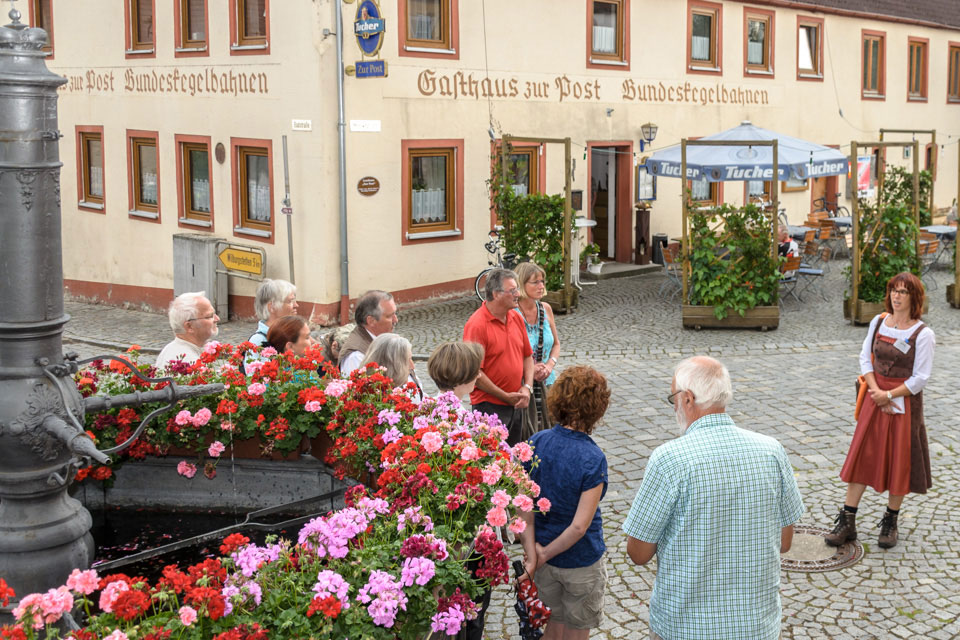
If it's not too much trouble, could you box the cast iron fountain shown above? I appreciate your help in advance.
[0,4,222,621]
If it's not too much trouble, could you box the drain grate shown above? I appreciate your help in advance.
[780,525,864,573]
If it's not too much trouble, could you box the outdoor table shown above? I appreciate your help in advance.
[832,216,852,230]
[920,225,957,241]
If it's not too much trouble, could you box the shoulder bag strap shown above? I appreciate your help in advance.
[534,301,545,362]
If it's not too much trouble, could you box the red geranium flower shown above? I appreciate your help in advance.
[219,533,251,555]
[0,578,15,607]
[113,589,151,620]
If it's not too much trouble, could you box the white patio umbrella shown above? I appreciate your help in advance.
[645,120,848,182]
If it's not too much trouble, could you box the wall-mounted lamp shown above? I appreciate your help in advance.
[639,122,658,152]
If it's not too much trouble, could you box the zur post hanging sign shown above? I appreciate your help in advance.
[353,0,387,78]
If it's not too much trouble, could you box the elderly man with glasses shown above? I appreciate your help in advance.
[623,356,805,640]
[155,291,220,371]
[463,267,534,447]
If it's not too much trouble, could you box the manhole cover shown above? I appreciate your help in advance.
[780,525,864,573]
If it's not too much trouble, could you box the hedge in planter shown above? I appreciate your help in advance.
[687,202,781,320]
[846,193,921,306]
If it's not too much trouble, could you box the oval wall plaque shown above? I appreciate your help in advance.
[357,176,380,196]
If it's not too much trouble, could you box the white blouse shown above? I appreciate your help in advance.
[859,314,935,395]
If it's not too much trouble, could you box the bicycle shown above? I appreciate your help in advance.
[475,228,517,301]
[812,192,850,218]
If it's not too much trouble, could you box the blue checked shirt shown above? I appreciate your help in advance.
[622,413,804,640]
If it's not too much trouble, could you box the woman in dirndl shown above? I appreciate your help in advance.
[826,272,934,549]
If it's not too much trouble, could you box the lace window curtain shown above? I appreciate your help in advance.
[747,180,766,199]
[246,154,271,223]
[244,0,266,39]
[139,145,158,206]
[409,0,440,41]
[798,25,816,71]
[691,13,712,62]
[507,154,531,196]
[592,2,617,54]
[137,0,154,43]
[411,155,448,224]
[189,150,211,213]
[88,139,103,198]
[747,20,765,65]
[187,0,205,41]
[691,178,711,201]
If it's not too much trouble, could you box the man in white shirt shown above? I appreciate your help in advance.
[337,290,398,376]
[155,292,220,371]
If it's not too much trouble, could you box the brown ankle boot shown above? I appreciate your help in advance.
[825,509,857,546]
[878,511,899,549]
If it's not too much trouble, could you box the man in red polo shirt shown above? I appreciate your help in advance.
[464,268,535,445]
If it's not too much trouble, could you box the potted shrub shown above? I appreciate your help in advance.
[581,242,603,274]
[682,202,781,330]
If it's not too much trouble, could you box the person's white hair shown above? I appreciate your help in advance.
[362,333,412,388]
[168,291,206,335]
[673,356,733,409]
[254,279,296,322]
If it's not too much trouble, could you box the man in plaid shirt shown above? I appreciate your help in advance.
[623,356,805,640]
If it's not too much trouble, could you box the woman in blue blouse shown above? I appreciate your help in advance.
[514,262,561,431]
[519,365,610,640]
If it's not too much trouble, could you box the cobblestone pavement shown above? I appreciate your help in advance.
[63,266,960,639]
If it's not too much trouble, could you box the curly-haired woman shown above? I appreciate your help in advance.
[519,365,610,640]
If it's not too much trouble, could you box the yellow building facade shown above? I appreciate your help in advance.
[39,0,960,321]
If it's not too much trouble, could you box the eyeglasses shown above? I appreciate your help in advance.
[501,288,520,296]
[890,288,910,296]
[666,390,684,405]
[529,279,546,286]
[187,313,217,322]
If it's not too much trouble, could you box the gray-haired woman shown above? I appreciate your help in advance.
[249,278,298,347]
[362,333,424,403]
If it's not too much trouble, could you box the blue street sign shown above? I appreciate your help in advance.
[355,60,388,78]
[354,1,385,57]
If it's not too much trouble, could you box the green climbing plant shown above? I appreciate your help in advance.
[687,201,781,319]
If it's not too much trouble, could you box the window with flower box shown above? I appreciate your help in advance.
[176,136,213,228]
[687,0,722,74]
[401,139,464,244]
[127,132,160,222]
[796,16,823,80]
[176,0,208,56]
[29,0,53,55]
[589,0,629,68]
[232,140,273,239]
[907,37,928,101]
[231,0,269,54]
[861,30,885,100]
[743,8,774,77]
[125,0,155,56]
[949,43,960,103]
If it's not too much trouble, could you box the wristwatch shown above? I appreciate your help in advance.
[886,391,893,402]
[523,383,533,394]
[548,357,558,365]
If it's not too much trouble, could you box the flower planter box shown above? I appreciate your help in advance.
[681,305,779,330]
[542,289,579,314]
[948,283,960,309]
[844,297,929,325]
[165,436,305,461]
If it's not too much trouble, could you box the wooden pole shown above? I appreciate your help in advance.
[913,140,920,272]
[772,140,779,264]
[681,139,689,303]
[563,138,573,310]
[851,141,860,307]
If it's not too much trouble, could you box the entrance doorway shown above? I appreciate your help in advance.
[589,143,633,262]
[810,174,839,213]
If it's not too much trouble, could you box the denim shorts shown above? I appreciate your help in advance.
[534,558,607,629]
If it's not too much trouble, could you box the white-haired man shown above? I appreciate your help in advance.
[338,290,398,376]
[249,278,298,347]
[156,292,220,370]
[622,356,804,640]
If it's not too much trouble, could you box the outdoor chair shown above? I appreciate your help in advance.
[920,238,940,290]
[797,262,826,301]
[818,220,847,258]
[659,244,683,300]
[779,256,803,306]
[802,236,831,273]
[798,229,817,253]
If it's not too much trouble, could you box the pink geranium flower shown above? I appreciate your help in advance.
[512,442,533,462]
[247,382,266,396]
[179,605,198,626]
[208,440,226,457]
[508,517,527,534]
[174,410,193,426]
[490,490,511,509]
[512,494,534,512]
[421,431,443,454]
[192,407,212,427]
[99,580,129,613]
[104,630,130,640]
[481,465,501,485]
[66,568,99,595]
[486,506,508,527]
[536,497,552,513]
[177,461,197,478]
[304,400,322,412]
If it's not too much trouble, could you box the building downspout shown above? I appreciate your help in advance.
[335,0,350,325]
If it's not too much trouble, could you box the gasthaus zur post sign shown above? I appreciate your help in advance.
[354,0,387,78]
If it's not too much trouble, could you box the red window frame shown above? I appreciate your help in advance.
[742,7,774,78]
[398,0,460,60]
[126,129,161,224]
[28,0,54,58]
[229,0,271,55]
[861,29,886,100]
[124,0,157,59]
[174,0,209,58]
[949,42,960,104]
[175,134,215,230]
[76,125,106,214]
[687,0,723,75]
[796,16,823,81]
[400,138,465,246]
[231,137,274,243]
[586,0,630,71]
[906,37,928,102]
